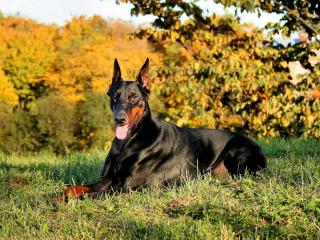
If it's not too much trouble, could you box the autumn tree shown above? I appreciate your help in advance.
[0,15,163,153]
[0,67,18,110]
[117,0,320,138]
[0,17,57,108]
[213,0,320,73]
[44,16,162,149]
[212,0,320,40]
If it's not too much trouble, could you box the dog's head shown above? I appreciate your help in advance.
[107,58,150,140]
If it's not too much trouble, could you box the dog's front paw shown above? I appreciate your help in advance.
[63,186,91,198]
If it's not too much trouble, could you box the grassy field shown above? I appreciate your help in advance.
[0,139,319,239]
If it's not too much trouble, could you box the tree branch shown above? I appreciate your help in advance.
[273,0,320,40]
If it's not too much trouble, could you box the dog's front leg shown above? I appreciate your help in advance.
[62,155,113,199]
[63,177,113,198]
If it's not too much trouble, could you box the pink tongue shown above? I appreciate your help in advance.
[116,125,129,140]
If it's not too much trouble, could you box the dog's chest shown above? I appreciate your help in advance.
[112,146,193,190]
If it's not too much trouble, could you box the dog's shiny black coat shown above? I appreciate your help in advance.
[68,59,267,197]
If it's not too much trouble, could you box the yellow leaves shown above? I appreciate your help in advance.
[0,17,57,100]
[224,114,245,127]
[0,68,19,109]
[306,115,315,128]
[191,40,203,54]
[236,30,245,38]
[281,116,291,128]
[170,31,179,42]
[306,85,320,100]
[104,141,112,151]
[0,12,319,151]
[25,16,163,105]
[252,117,263,127]
[254,60,264,69]
[156,25,319,138]
[193,62,201,73]
[280,61,288,68]
[180,48,193,63]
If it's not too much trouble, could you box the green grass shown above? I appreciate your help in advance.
[0,139,319,239]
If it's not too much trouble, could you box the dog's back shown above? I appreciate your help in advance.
[136,117,266,181]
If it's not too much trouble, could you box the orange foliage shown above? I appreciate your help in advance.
[0,17,57,104]
[45,16,161,104]
[0,15,162,106]
[0,67,18,109]
[0,15,163,153]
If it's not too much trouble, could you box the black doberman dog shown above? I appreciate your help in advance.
[64,59,267,198]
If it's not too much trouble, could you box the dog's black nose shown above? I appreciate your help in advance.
[114,111,126,124]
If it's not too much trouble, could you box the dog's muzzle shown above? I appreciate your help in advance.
[114,110,127,125]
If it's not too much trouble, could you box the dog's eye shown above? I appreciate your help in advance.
[129,94,139,101]
[128,92,137,99]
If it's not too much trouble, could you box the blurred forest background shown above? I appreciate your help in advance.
[0,0,319,154]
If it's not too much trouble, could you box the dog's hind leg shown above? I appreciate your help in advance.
[211,160,229,177]
[222,135,267,176]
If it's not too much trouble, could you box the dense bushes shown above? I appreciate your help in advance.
[74,92,114,150]
[0,93,113,153]
[125,4,320,139]
[153,21,320,138]
[0,12,319,154]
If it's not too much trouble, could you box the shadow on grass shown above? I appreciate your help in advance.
[120,219,213,240]
[119,216,315,240]
[1,138,319,187]
[0,153,105,184]
[163,201,319,239]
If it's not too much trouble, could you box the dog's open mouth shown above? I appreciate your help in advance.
[115,111,140,140]
[116,124,130,140]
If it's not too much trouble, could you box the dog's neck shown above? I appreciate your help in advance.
[127,102,160,142]
[133,102,152,132]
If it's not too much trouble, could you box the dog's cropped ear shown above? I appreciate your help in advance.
[137,58,150,94]
[112,58,122,84]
